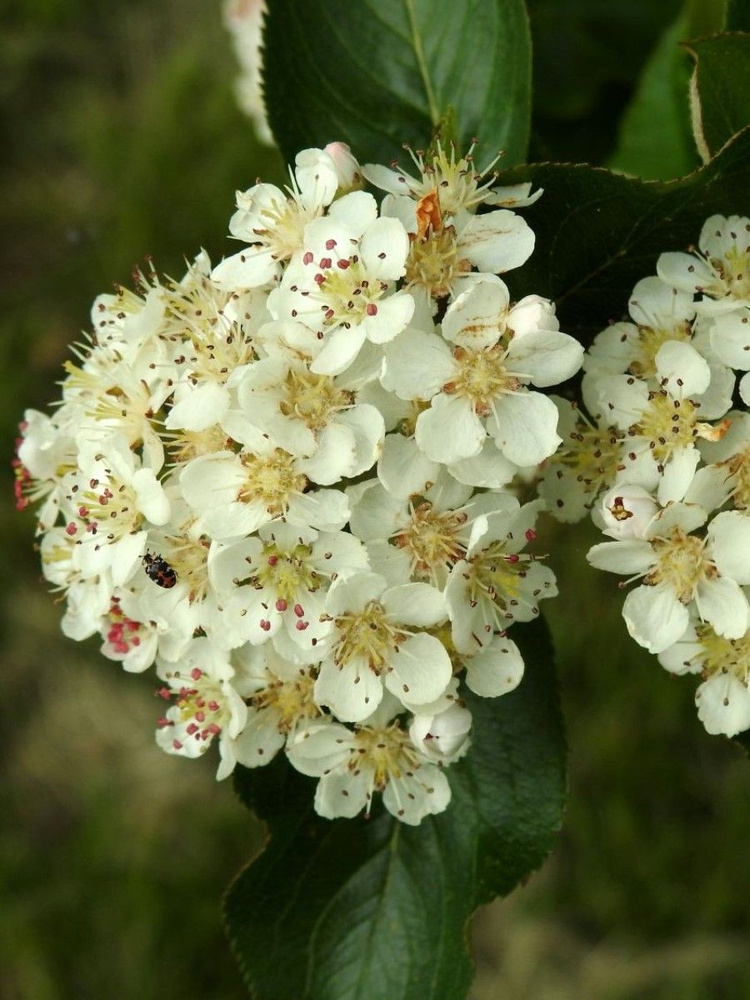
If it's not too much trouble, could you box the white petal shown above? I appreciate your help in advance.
[382,328,454,400]
[489,391,561,466]
[180,452,243,511]
[310,324,367,376]
[508,329,584,387]
[441,279,509,349]
[709,310,750,370]
[314,657,383,722]
[297,422,356,485]
[326,571,386,615]
[708,510,750,584]
[628,275,695,328]
[382,583,446,626]
[655,341,710,398]
[386,633,452,706]
[287,722,353,776]
[211,247,278,290]
[360,217,410,280]
[336,405,385,478]
[314,772,369,819]
[378,434,441,498]
[132,468,170,525]
[448,440,517,488]
[695,576,750,638]
[696,673,750,737]
[415,394,485,464]
[622,583,690,653]
[465,637,524,697]
[459,210,535,273]
[327,190,378,236]
[656,446,701,505]
[286,488,350,532]
[382,766,451,824]
[363,292,415,344]
[349,482,403,541]
[166,382,230,432]
[656,251,715,293]
[232,710,286,767]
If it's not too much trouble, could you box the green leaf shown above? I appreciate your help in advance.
[262,0,531,169]
[725,0,750,31]
[500,126,750,345]
[609,16,698,180]
[687,32,750,160]
[527,0,683,164]
[224,617,565,1000]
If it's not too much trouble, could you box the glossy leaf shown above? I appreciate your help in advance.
[261,0,531,168]
[224,617,565,1000]
[725,0,750,31]
[501,126,750,344]
[609,16,698,180]
[688,32,750,160]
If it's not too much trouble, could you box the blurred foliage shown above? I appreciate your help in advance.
[3,1,750,998]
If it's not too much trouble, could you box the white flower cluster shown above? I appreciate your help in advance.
[540,215,750,738]
[17,141,582,824]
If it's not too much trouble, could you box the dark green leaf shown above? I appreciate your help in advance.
[527,0,682,163]
[262,0,531,169]
[725,0,750,31]
[501,126,750,345]
[609,16,698,180]
[224,617,565,1000]
[687,32,750,160]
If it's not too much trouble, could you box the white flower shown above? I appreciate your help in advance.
[537,397,625,523]
[657,214,750,307]
[698,410,750,509]
[63,433,170,586]
[99,596,159,673]
[323,141,364,193]
[445,498,557,653]
[588,503,750,653]
[155,638,248,779]
[586,341,728,505]
[206,521,368,657]
[363,141,535,225]
[179,440,349,540]
[212,147,341,290]
[314,572,452,722]
[287,699,452,825]
[230,646,323,767]
[383,280,582,466]
[659,622,750,737]
[14,409,78,529]
[267,192,414,375]
[233,356,384,483]
[584,277,696,381]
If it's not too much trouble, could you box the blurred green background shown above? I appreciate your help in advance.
[2,1,750,998]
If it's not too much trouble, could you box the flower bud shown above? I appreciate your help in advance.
[600,484,658,539]
[324,141,364,193]
[507,294,559,337]
[409,702,472,764]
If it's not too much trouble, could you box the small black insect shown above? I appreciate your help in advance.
[143,552,177,589]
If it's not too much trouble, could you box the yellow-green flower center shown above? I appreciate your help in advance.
[443,345,519,417]
[278,369,353,430]
[647,529,714,602]
[333,600,401,671]
[238,449,307,514]
[634,392,697,464]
